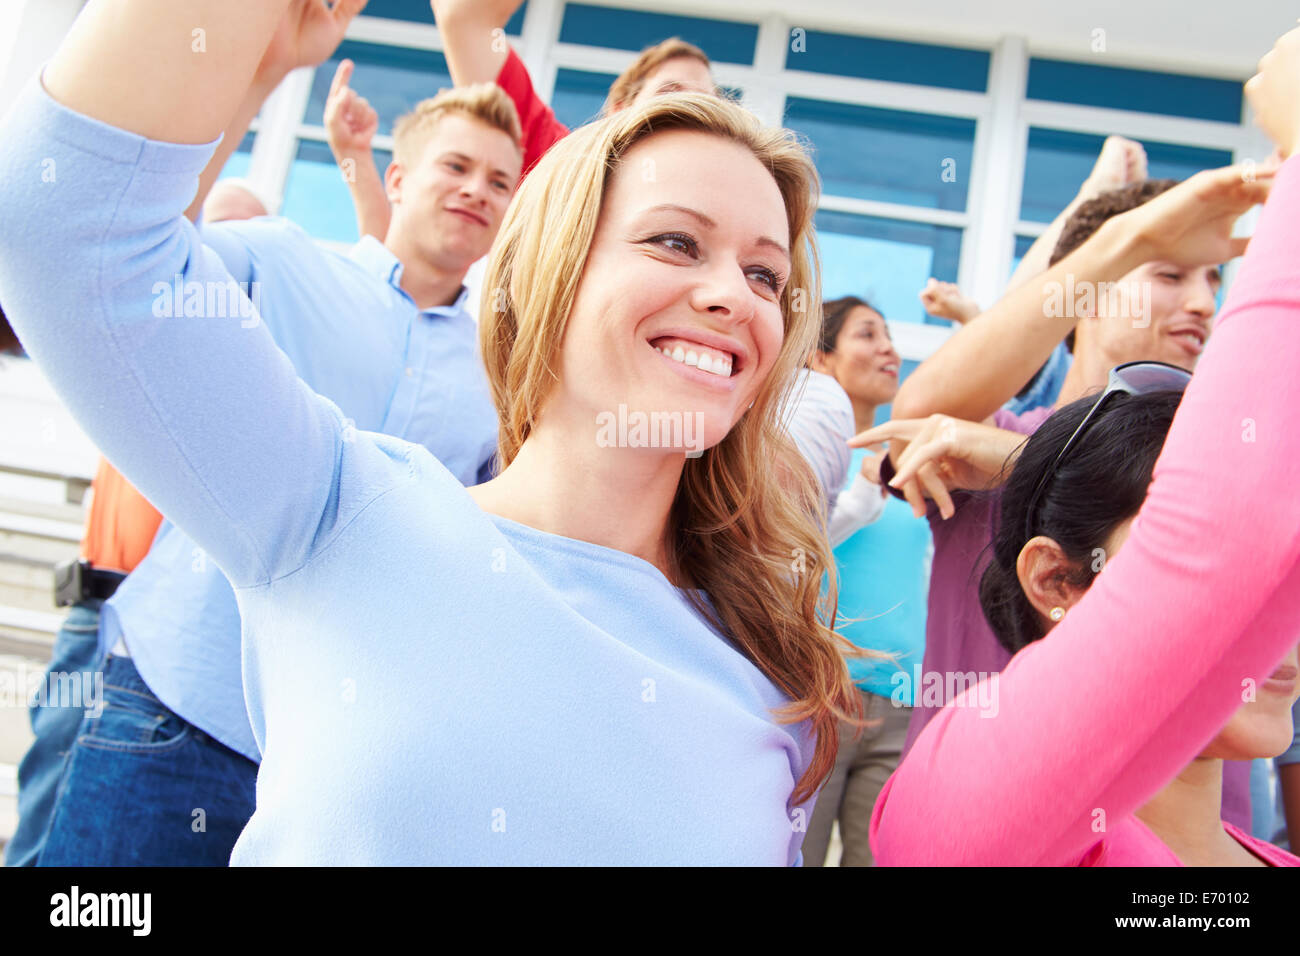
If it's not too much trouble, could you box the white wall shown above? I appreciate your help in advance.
[0,0,85,121]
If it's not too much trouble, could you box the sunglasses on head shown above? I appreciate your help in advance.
[1021,360,1192,543]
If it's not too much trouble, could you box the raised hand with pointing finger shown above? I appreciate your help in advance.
[325,59,380,158]
[849,415,1028,520]
[323,57,391,239]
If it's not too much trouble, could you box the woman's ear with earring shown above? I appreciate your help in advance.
[1049,606,1066,622]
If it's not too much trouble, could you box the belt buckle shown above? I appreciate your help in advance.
[53,559,90,607]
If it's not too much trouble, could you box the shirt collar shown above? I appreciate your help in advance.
[349,236,470,317]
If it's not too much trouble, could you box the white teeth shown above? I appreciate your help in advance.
[655,341,734,377]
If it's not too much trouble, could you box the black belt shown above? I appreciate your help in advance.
[53,559,125,607]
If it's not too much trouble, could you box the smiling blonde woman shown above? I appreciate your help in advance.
[0,0,861,865]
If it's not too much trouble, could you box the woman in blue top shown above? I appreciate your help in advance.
[0,0,858,864]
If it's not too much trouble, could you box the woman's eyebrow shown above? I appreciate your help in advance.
[641,203,789,259]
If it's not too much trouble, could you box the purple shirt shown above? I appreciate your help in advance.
[884,403,1253,832]
[890,407,1051,757]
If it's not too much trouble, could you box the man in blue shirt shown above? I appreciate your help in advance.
[19,3,523,866]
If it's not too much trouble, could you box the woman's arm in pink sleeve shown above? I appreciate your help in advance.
[871,158,1300,867]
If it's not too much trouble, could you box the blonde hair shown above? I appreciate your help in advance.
[479,92,864,805]
[605,37,712,113]
[391,83,523,166]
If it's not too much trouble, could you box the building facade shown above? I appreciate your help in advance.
[1,0,1284,374]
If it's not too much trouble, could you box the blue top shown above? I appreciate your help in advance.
[102,218,497,762]
[0,81,813,865]
[1005,340,1072,416]
[1278,698,1300,768]
[832,448,932,703]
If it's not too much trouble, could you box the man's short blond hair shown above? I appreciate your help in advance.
[391,83,522,166]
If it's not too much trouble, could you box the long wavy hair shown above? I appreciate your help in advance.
[478,92,861,804]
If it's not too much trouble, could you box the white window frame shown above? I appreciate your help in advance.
[233,1,1263,364]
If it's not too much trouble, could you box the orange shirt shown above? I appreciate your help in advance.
[81,458,162,573]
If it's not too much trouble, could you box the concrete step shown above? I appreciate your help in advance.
[0,494,85,526]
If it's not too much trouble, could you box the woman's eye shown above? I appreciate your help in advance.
[1159,272,1181,282]
[651,233,698,256]
[748,267,782,294]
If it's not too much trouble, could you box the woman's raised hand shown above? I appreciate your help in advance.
[1118,161,1274,270]
[259,0,369,85]
[1247,25,1300,158]
[919,279,980,324]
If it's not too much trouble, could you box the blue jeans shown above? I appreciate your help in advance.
[35,655,257,866]
[7,600,105,867]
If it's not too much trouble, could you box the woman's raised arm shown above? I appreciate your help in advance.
[871,155,1300,866]
[0,1,383,588]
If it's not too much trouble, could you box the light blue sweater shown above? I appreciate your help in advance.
[0,81,814,864]
[104,223,497,763]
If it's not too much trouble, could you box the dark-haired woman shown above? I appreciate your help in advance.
[876,375,1298,864]
[860,28,1300,866]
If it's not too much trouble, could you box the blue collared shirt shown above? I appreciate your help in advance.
[102,217,498,760]
[1005,341,1072,416]
[0,82,812,863]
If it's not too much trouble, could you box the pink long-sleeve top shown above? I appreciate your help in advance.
[869,156,1300,867]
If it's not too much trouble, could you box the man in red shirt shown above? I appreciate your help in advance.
[433,0,714,173]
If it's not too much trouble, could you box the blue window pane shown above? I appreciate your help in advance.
[559,3,756,65]
[307,41,450,135]
[785,30,988,93]
[785,98,975,211]
[282,140,393,243]
[1020,128,1233,224]
[552,68,616,130]
[1027,58,1242,124]
[218,131,256,180]
[371,0,526,32]
[363,0,434,24]
[505,4,527,36]
[816,210,961,327]
[1010,233,1036,279]
[220,153,251,180]
[874,359,920,427]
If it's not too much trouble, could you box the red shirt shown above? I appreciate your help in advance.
[496,48,571,176]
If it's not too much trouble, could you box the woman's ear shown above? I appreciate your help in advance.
[810,350,836,376]
[1015,536,1087,629]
